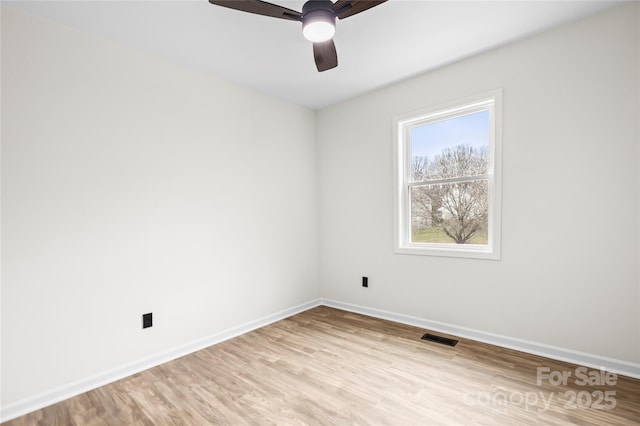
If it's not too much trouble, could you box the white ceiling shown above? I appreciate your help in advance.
[6,0,622,110]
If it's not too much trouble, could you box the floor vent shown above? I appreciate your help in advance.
[421,333,458,347]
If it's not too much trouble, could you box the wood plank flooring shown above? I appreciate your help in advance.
[4,306,640,425]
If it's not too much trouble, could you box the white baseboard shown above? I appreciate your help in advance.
[3,297,638,422]
[0,298,323,423]
[321,298,640,380]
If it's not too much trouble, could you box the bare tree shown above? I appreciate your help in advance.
[411,145,488,244]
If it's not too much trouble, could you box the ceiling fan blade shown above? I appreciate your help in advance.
[208,0,302,21]
[332,0,388,19]
[313,39,338,72]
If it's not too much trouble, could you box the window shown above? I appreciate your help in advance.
[393,90,502,259]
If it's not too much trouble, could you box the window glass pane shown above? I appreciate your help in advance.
[410,180,489,245]
[410,111,489,181]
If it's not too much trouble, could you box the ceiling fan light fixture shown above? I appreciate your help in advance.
[302,7,335,43]
[208,0,389,72]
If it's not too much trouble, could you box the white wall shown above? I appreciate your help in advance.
[1,6,318,411]
[318,3,639,365]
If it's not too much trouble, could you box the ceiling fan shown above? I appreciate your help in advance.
[208,0,388,72]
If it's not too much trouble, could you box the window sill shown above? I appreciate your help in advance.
[394,244,501,260]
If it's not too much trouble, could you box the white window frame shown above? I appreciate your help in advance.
[393,89,503,260]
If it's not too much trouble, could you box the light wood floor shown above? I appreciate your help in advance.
[4,306,640,425]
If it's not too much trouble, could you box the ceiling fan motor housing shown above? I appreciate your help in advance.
[302,0,335,16]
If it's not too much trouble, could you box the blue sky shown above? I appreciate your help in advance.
[411,110,489,160]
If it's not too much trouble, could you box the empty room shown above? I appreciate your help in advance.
[1,0,639,424]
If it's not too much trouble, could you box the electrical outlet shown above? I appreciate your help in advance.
[362,276,368,288]
[142,313,153,329]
